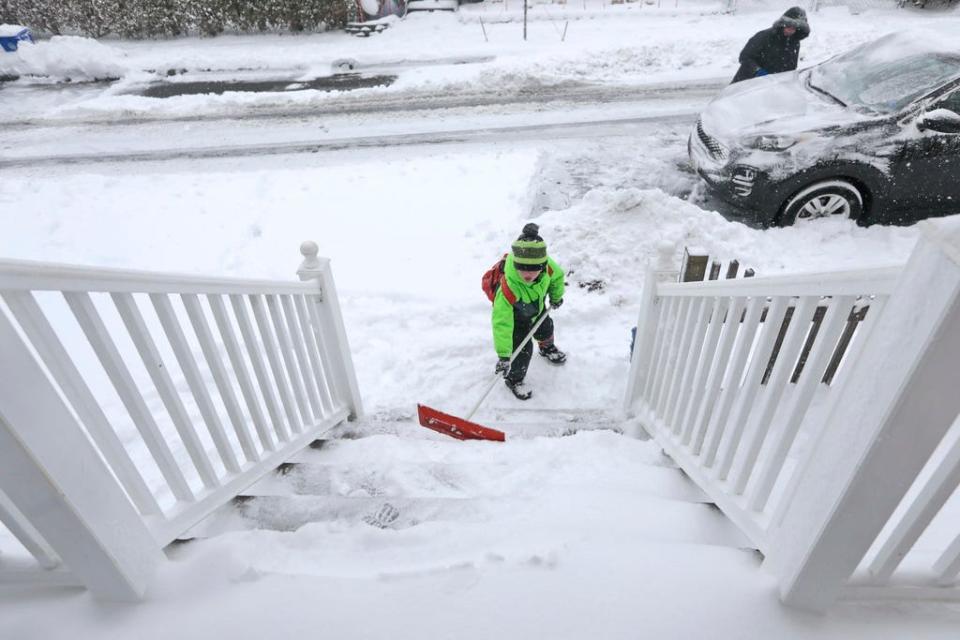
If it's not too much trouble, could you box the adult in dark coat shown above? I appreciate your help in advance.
[731,7,811,84]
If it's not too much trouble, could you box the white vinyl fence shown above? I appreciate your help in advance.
[0,242,361,600]
[624,218,960,612]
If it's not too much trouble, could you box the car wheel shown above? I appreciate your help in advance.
[779,180,864,226]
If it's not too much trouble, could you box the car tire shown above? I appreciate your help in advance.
[779,180,865,226]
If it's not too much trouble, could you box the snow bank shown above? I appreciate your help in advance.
[0,36,127,81]
[537,186,918,306]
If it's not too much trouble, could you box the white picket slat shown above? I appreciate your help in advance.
[230,295,291,442]
[731,297,818,496]
[305,295,345,408]
[249,295,303,434]
[767,296,890,531]
[1,292,160,516]
[64,292,194,502]
[208,295,276,452]
[655,298,692,417]
[112,293,220,489]
[150,294,243,473]
[690,296,745,455]
[664,297,700,425]
[281,295,324,419]
[180,294,260,465]
[716,297,790,481]
[701,297,764,468]
[642,297,675,402]
[679,297,728,445]
[266,295,313,425]
[668,298,714,433]
[293,294,335,415]
[659,297,697,419]
[747,296,855,512]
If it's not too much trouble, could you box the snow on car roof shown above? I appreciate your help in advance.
[852,30,960,66]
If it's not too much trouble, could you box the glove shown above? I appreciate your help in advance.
[495,358,510,378]
[551,298,563,309]
[755,68,769,77]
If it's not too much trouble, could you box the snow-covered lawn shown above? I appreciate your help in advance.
[2,2,960,637]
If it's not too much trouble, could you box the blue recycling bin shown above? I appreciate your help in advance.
[0,26,33,53]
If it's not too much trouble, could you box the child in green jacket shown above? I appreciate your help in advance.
[492,223,566,400]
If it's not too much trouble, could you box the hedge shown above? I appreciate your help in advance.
[0,0,352,38]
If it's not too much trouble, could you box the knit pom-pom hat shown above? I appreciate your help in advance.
[512,223,548,272]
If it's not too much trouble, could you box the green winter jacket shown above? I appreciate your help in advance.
[492,255,565,358]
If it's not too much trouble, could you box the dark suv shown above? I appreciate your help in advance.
[689,32,960,226]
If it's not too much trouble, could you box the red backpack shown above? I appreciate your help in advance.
[481,254,516,305]
[481,254,553,305]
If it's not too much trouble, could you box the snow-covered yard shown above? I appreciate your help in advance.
[2,2,960,122]
[2,1,960,637]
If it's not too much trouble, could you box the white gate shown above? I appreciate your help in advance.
[0,242,361,600]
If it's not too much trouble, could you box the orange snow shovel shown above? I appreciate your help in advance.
[418,306,554,442]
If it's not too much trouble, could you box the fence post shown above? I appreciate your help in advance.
[0,308,164,601]
[770,218,960,612]
[296,241,364,421]
[680,247,709,282]
[623,267,659,419]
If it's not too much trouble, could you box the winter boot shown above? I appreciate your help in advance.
[539,343,567,365]
[505,379,533,400]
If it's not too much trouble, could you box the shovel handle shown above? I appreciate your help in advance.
[464,306,554,421]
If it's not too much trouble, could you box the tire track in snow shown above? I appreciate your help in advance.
[0,111,698,168]
[3,78,725,129]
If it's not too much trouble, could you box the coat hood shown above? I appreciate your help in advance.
[774,6,810,39]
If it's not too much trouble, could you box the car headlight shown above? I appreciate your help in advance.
[742,134,798,151]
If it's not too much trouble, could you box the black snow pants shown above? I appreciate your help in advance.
[506,301,554,385]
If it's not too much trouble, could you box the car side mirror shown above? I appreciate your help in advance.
[917,108,960,134]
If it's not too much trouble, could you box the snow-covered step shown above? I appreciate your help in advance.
[321,410,629,441]
[182,495,482,536]
[322,421,625,440]
[180,431,749,558]
[245,460,707,503]
[183,493,749,549]
[333,422,626,440]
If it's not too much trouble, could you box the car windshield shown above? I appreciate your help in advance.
[810,45,960,114]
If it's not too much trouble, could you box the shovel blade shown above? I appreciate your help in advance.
[417,404,506,442]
